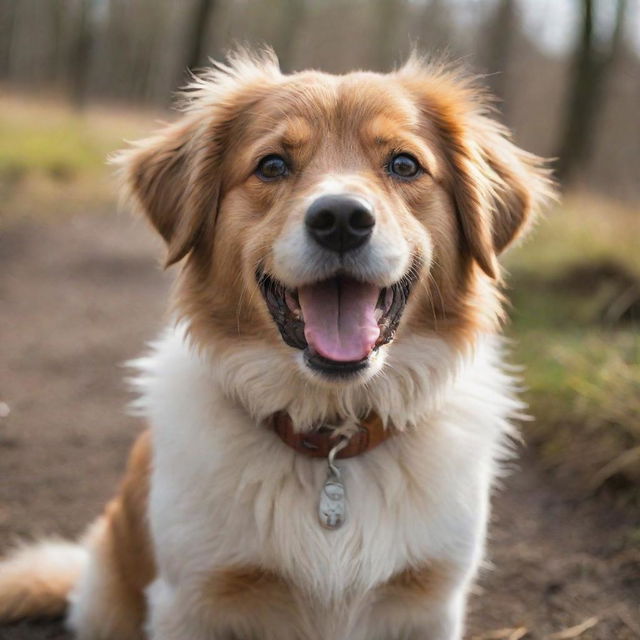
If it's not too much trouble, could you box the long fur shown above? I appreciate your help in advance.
[0,540,88,622]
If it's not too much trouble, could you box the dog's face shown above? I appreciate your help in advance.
[120,52,552,386]
[224,71,446,381]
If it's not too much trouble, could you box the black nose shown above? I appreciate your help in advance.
[305,195,375,253]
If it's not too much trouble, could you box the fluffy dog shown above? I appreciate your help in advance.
[0,50,554,639]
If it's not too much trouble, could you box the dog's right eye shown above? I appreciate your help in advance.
[256,155,289,181]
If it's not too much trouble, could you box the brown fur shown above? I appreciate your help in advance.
[187,567,303,638]
[205,565,296,625]
[0,433,153,632]
[86,430,155,638]
[378,562,458,604]
[0,542,85,621]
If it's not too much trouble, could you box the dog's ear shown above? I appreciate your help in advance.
[117,116,218,266]
[445,114,555,279]
[400,60,556,279]
[114,49,281,267]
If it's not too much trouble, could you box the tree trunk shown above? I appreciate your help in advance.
[417,0,453,55]
[555,0,628,184]
[274,0,307,73]
[182,0,216,79]
[0,0,18,80]
[48,0,66,84]
[372,0,400,72]
[483,0,516,111]
[68,0,93,109]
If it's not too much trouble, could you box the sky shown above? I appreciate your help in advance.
[512,0,638,55]
[441,0,640,56]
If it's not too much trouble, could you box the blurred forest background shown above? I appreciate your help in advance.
[0,0,640,504]
[2,0,638,494]
[1,0,639,197]
[0,0,639,500]
[1,1,639,637]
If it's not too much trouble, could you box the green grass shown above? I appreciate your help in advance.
[509,196,640,275]
[0,93,159,223]
[0,116,104,178]
[506,195,640,491]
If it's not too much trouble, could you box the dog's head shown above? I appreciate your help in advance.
[118,51,553,388]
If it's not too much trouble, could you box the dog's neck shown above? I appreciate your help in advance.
[204,334,466,431]
[268,411,395,459]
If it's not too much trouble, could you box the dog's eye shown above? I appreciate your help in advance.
[388,153,421,179]
[256,155,289,181]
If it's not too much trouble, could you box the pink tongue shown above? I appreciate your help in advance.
[298,278,381,362]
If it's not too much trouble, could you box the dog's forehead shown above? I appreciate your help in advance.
[248,71,421,139]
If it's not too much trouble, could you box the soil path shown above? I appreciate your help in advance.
[1,213,638,640]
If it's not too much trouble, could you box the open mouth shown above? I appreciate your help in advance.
[257,269,416,377]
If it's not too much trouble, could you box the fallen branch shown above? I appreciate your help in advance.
[473,628,528,640]
[589,446,640,491]
[547,617,599,639]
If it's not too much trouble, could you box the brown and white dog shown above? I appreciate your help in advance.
[0,50,554,639]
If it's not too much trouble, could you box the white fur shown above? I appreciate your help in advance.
[0,540,87,587]
[0,540,88,627]
[111,322,521,639]
[67,518,139,640]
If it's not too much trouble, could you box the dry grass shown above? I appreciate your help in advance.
[0,91,163,225]
[506,194,640,493]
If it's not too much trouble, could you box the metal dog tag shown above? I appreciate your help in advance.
[318,437,348,530]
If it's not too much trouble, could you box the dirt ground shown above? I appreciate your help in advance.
[1,212,638,640]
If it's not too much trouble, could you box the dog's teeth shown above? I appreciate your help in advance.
[285,289,301,313]
[384,288,394,312]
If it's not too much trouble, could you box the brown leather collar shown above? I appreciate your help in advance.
[269,411,394,459]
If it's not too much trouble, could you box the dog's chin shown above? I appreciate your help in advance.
[299,345,387,385]
[257,267,416,384]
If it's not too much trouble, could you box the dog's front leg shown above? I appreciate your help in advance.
[404,593,466,640]
[146,578,225,640]
[365,589,467,640]
[146,575,304,640]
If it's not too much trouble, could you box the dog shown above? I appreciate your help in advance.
[0,50,554,639]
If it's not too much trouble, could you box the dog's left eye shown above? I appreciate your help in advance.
[388,153,421,179]
[256,155,289,181]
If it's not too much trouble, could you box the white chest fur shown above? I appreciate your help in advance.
[131,326,518,616]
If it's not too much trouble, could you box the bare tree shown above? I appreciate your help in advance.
[416,0,454,55]
[274,0,308,72]
[48,0,67,83]
[181,0,217,80]
[0,0,18,80]
[482,0,517,112]
[68,0,94,108]
[555,0,628,184]
[372,0,401,71]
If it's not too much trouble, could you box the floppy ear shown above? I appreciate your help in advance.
[114,49,281,267]
[117,116,220,266]
[446,114,555,279]
[399,59,556,279]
